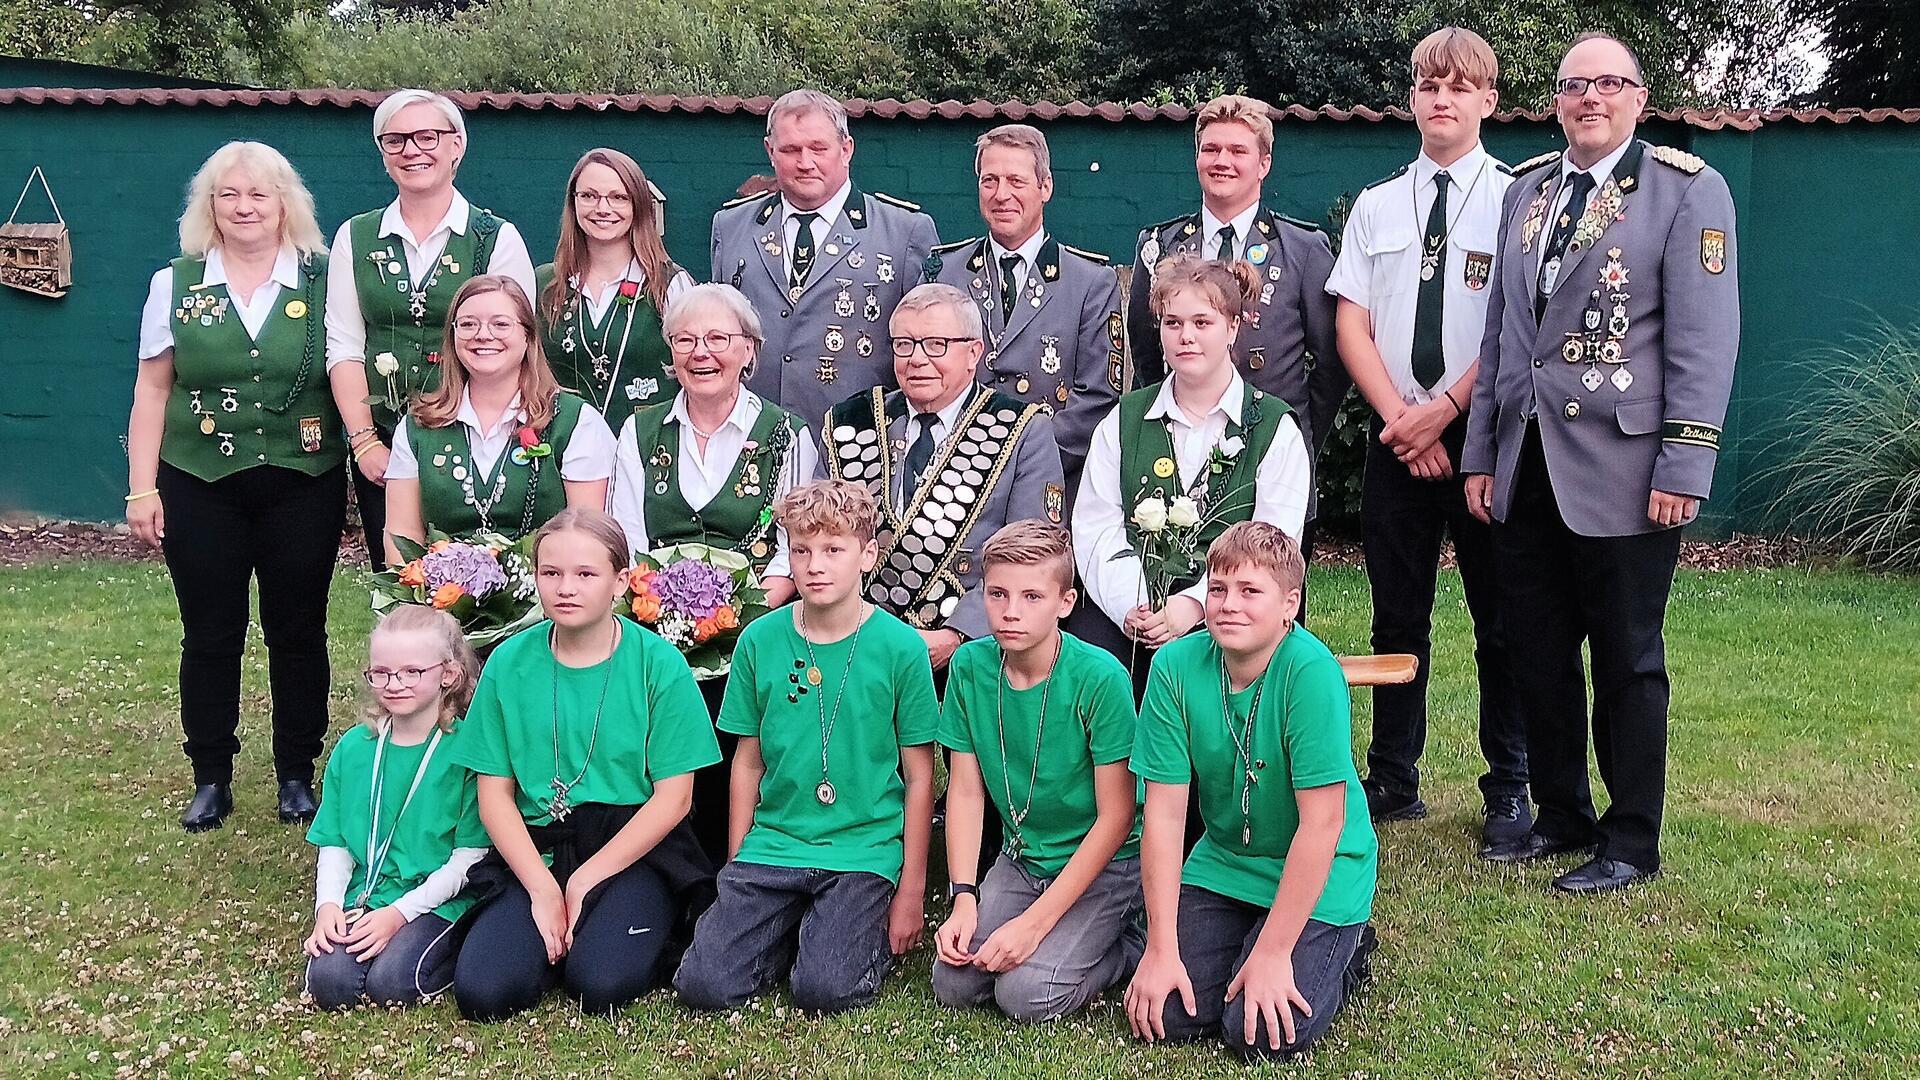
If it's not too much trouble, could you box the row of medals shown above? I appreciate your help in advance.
[1563,250,1636,396]
[366,247,458,321]
[188,387,240,457]
[972,273,1071,401]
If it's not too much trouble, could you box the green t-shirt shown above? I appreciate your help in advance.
[307,721,489,923]
[451,616,720,826]
[718,606,938,883]
[938,632,1141,878]
[1131,628,1377,925]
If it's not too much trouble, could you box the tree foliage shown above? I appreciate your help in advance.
[1790,0,1920,108]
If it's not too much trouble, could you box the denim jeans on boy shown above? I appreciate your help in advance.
[674,861,895,1013]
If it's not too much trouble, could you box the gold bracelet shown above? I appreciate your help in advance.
[351,442,376,462]
[125,489,159,502]
[350,432,382,453]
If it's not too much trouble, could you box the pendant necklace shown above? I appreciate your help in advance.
[1412,157,1491,282]
[994,633,1061,860]
[546,620,620,821]
[1217,653,1268,847]
[356,722,444,911]
[799,601,870,805]
[568,276,642,414]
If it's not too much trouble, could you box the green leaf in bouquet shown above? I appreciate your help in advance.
[394,535,429,563]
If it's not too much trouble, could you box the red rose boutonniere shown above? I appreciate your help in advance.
[511,424,553,466]
[617,280,639,305]
[425,351,442,365]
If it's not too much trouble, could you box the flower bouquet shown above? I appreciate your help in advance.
[369,530,543,654]
[619,542,770,679]
[1124,492,1207,611]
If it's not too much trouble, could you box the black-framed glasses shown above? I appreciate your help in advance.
[362,662,446,689]
[453,316,524,338]
[1554,75,1642,98]
[668,331,753,354]
[573,190,633,208]
[890,335,976,359]
[376,128,457,154]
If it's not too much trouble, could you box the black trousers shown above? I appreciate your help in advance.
[348,422,393,570]
[691,677,740,867]
[1491,423,1681,868]
[1360,415,1525,802]
[157,461,346,786]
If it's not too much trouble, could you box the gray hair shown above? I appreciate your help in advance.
[974,124,1051,182]
[373,89,467,142]
[766,89,850,140]
[662,282,764,344]
[892,282,983,341]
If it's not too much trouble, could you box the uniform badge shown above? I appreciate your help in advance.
[1248,348,1266,370]
[1040,337,1061,374]
[299,416,323,453]
[864,288,881,323]
[825,326,845,353]
[835,281,855,319]
[1611,367,1634,392]
[1141,238,1161,278]
[1015,376,1030,395]
[1245,242,1269,265]
[1259,283,1275,307]
[761,232,781,257]
[284,300,308,319]
[1153,457,1176,478]
[849,252,865,269]
[824,243,840,257]
[1582,367,1604,392]
[1584,307,1602,332]
[1609,305,1630,338]
[1600,252,1630,292]
[1055,384,1069,404]
[1463,252,1492,292]
[1044,483,1064,524]
[876,255,895,283]
[856,332,874,358]
[817,357,838,383]
[200,415,217,436]
[1561,335,1584,364]
[1701,229,1726,274]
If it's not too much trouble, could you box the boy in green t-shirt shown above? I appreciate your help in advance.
[1124,522,1379,1059]
[931,520,1144,1022]
[674,480,939,1013]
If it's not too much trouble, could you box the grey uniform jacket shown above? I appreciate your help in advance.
[929,234,1124,474]
[824,384,1065,640]
[711,184,939,436]
[1127,207,1347,460]
[1462,139,1739,537]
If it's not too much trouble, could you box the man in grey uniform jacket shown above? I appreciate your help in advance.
[930,124,1123,492]
[1463,33,1739,894]
[711,88,939,437]
[824,283,1065,670]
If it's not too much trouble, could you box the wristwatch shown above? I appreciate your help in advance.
[947,882,978,902]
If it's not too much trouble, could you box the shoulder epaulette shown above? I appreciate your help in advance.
[932,237,980,254]
[1493,161,1514,175]
[1361,164,1409,192]
[1273,213,1327,235]
[718,190,773,210]
[872,191,922,212]
[1141,212,1194,239]
[1059,242,1109,264]
[1650,145,1706,175]
[1511,150,1562,175]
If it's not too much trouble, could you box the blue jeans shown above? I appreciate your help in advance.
[304,912,458,1010]
[674,860,895,1014]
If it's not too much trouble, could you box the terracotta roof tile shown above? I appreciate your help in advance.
[1,86,1914,130]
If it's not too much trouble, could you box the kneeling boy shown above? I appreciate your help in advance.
[1124,521,1378,1058]
[673,481,938,1013]
[932,520,1144,1022]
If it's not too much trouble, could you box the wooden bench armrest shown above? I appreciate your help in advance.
[1337,654,1420,687]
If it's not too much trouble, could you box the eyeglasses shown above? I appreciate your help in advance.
[362,662,446,689]
[453,317,525,338]
[1554,75,1642,98]
[668,331,753,354]
[891,336,976,358]
[376,128,457,154]
[573,190,633,208]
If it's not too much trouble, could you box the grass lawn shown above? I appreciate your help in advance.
[1,560,1916,1079]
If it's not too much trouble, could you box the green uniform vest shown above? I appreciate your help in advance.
[349,205,502,428]
[410,390,587,540]
[1117,380,1289,588]
[533,263,674,413]
[161,254,340,481]
[627,395,796,573]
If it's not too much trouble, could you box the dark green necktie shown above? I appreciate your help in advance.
[998,254,1021,323]
[1410,170,1450,389]
[1214,225,1236,261]
[789,211,819,291]
[904,412,939,484]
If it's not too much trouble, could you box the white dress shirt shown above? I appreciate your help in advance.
[1325,143,1513,403]
[323,190,537,372]
[987,228,1048,298]
[609,389,819,579]
[575,257,696,323]
[386,389,616,482]
[139,246,302,360]
[1199,203,1261,260]
[1074,369,1310,626]
[1538,137,1634,273]
[893,390,974,510]
[782,181,853,282]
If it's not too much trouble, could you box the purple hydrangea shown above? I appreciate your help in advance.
[421,542,508,600]
[652,558,735,621]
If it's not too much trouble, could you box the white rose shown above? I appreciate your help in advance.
[1167,496,1201,529]
[1132,496,1168,533]
[373,352,400,378]
[1219,435,1245,457]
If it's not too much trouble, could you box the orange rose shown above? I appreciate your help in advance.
[693,616,720,643]
[712,605,739,631]
[430,582,466,609]
[631,593,663,622]
[397,559,426,587]
[626,567,656,594]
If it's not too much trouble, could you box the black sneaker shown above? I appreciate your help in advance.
[1362,779,1428,823]
[1479,793,1533,850]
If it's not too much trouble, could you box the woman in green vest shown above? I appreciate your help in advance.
[382,276,616,562]
[125,141,351,833]
[535,148,693,417]
[608,282,817,861]
[324,88,539,569]
[1069,254,1311,686]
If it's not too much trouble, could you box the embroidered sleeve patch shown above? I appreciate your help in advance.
[1044,483,1065,523]
[1662,420,1721,450]
[1107,311,1125,392]
[1701,229,1726,274]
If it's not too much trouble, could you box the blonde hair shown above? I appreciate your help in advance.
[1194,95,1275,157]
[1412,27,1499,88]
[1148,253,1260,321]
[532,508,632,573]
[981,520,1074,592]
[411,275,562,432]
[1205,521,1304,596]
[974,124,1051,182]
[177,141,326,258]
[363,606,479,733]
[775,480,879,544]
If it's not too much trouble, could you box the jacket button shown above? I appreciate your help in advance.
[249,349,260,358]
[1533,358,1544,368]
[1563,399,1581,420]
[783,354,793,364]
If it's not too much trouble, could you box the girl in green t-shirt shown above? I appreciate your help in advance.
[303,606,488,1010]
[449,508,720,1022]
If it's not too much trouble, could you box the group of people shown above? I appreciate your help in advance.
[122,22,1738,1058]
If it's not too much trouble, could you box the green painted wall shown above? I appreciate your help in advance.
[2,98,1913,530]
